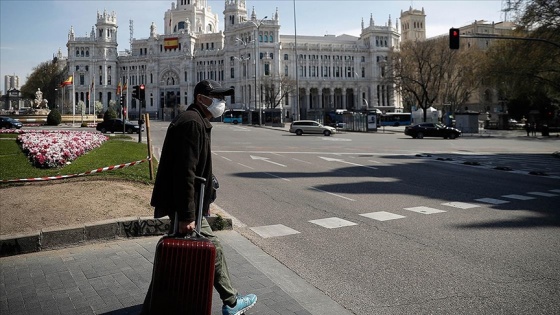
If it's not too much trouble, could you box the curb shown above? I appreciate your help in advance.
[0,215,232,257]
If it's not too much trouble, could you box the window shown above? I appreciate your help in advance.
[80,74,84,85]
[85,65,89,71]
[284,54,289,60]
[264,63,270,76]
[284,65,289,76]
[230,67,235,79]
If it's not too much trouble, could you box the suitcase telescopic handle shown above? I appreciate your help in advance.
[172,176,207,237]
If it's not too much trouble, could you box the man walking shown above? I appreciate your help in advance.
[142,80,257,315]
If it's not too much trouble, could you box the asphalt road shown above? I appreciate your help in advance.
[152,122,560,314]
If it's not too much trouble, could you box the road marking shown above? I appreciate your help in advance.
[309,217,358,229]
[527,192,558,197]
[319,156,378,170]
[441,202,479,209]
[221,156,232,162]
[250,224,300,238]
[475,198,510,205]
[404,206,447,215]
[250,155,287,167]
[550,189,560,193]
[309,187,355,201]
[263,172,291,181]
[360,211,406,221]
[321,138,351,141]
[368,160,383,164]
[238,163,254,169]
[502,194,535,201]
[292,158,312,164]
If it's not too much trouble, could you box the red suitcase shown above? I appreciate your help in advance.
[147,177,216,315]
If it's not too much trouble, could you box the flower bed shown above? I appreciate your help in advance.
[13,130,108,168]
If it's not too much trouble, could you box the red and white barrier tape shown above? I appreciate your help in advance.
[1,157,151,183]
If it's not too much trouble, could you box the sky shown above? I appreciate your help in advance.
[0,0,506,89]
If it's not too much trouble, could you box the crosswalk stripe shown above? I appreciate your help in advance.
[250,225,300,238]
[309,217,358,229]
[475,198,510,205]
[360,211,406,221]
[441,202,479,209]
[403,206,447,215]
[550,189,560,193]
[527,192,558,197]
[502,194,535,201]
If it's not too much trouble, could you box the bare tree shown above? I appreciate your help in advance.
[261,75,296,109]
[388,37,457,121]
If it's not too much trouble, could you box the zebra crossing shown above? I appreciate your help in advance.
[421,153,560,178]
[248,189,559,239]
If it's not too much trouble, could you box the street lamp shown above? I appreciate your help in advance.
[235,37,254,115]
[249,16,267,125]
[160,80,166,121]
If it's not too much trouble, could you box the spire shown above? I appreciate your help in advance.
[388,14,392,27]
[251,6,256,20]
[370,13,374,26]
[361,17,364,30]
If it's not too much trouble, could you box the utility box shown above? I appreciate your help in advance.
[455,112,480,133]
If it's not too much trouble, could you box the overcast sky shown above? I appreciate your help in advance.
[0,0,505,88]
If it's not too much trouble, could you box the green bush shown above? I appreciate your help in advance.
[103,107,117,121]
[46,109,61,125]
[81,122,88,127]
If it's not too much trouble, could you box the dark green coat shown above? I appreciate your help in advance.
[151,106,214,222]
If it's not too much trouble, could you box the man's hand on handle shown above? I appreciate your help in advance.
[178,221,196,234]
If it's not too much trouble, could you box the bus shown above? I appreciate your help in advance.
[223,109,245,124]
[379,113,412,127]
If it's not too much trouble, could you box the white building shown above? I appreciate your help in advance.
[65,0,403,121]
[4,75,19,92]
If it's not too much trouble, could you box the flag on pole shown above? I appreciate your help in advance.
[164,37,179,49]
[123,83,127,91]
[117,82,122,95]
[60,75,73,87]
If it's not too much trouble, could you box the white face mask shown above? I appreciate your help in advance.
[207,98,226,117]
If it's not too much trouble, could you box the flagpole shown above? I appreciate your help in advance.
[72,72,76,126]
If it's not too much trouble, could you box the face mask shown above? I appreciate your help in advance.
[207,98,226,117]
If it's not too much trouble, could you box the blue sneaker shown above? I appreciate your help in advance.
[222,294,257,315]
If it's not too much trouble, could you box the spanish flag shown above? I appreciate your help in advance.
[164,37,179,49]
[117,82,122,95]
[60,75,73,87]
[123,83,127,91]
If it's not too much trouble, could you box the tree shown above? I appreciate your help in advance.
[261,75,296,109]
[388,37,457,121]
[440,46,485,114]
[482,0,560,121]
[20,58,66,109]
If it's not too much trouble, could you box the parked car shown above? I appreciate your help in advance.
[0,116,23,129]
[96,119,143,134]
[289,120,337,136]
[404,123,461,139]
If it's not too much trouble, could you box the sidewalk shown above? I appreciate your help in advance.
[0,229,352,315]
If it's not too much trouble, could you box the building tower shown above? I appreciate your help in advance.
[400,7,426,42]
[223,0,248,31]
[165,0,220,35]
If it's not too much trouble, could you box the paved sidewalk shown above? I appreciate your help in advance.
[0,230,352,315]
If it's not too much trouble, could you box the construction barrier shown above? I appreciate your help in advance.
[1,157,150,183]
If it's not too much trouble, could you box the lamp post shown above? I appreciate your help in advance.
[160,80,166,121]
[235,37,254,116]
[249,16,267,126]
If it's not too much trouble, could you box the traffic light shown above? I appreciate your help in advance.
[139,84,146,101]
[132,85,140,99]
[119,95,125,106]
[449,28,460,49]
